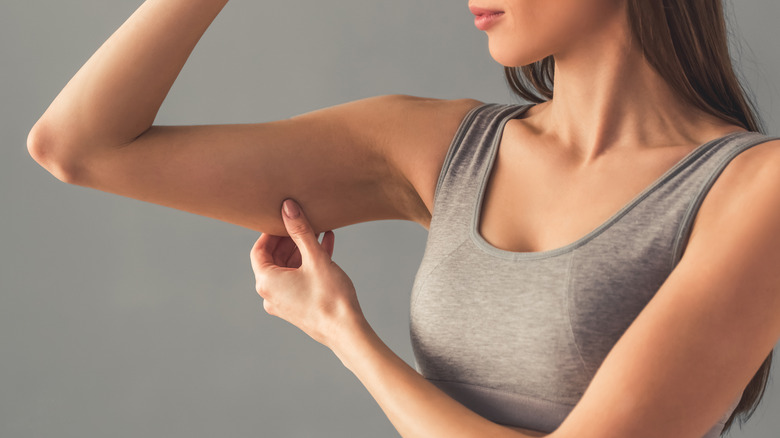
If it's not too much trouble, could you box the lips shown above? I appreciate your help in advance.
[470,6,505,31]
[469,6,504,17]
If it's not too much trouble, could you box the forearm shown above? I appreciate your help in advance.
[333,322,546,438]
[30,0,229,160]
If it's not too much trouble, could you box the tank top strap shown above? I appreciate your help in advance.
[668,130,780,265]
[429,103,532,239]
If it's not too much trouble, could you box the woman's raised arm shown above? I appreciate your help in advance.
[27,0,482,234]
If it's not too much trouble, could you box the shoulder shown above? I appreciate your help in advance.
[687,135,780,256]
[359,95,486,227]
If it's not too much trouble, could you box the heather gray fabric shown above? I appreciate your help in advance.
[409,103,779,436]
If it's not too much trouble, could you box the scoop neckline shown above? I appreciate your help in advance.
[469,104,751,261]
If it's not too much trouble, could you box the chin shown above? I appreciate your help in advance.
[488,41,550,68]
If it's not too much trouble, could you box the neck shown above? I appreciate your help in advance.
[527,9,731,165]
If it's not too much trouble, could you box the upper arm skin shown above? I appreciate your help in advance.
[551,140,780,438]
[46,94,481,235]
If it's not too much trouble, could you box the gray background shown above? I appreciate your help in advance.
[2,0,778,437]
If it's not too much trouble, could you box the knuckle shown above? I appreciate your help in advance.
[250,240,268,258]
[255,282,272,300]
[287,221,310,237]
[262,299,274,315]
[254,275,271,298]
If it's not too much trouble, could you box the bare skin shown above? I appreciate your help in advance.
[473,0,748,254]
[29,0,780,437]
[27,0,743,239]
[26,0,478,236]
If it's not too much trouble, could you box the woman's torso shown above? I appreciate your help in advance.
[408,102,777,436]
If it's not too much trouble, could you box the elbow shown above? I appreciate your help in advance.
[27,120,87,185]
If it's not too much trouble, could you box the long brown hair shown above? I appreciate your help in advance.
[503,0,771,434]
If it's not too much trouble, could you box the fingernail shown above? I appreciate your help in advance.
[283,199,300,219]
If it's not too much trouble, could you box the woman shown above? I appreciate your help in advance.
[27,0,780,437]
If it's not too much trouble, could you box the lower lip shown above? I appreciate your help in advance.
[474,12,504,31]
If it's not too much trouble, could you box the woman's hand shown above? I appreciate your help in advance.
[250,198,367,350]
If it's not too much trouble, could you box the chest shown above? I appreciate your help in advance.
[478,124,697,254]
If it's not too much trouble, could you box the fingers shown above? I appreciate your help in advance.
[288,232,332,267]
[250,233,281,272]
[321,230,335,258]
[287,245,303,268]
[272,237,299,267]
[250,233,283,295]
[251,200,333,281]
[281,199,326,266]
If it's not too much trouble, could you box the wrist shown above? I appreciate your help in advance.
[329,315,380,371]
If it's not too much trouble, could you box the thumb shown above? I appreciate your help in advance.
[281,198,325,266]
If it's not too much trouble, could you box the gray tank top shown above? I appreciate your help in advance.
[409,103,778,437]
